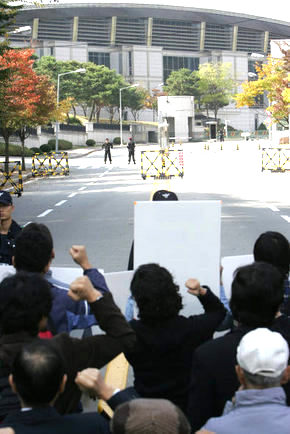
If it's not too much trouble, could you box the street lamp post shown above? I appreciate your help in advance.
[152,82,164,121]
[119,83,139,146]
[224,119,230,138]
[56,68,86,152]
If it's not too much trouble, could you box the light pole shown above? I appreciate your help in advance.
[224,119,229,138]
[119,83,139,146]
[56,68,86,152]
[152,82,164,121]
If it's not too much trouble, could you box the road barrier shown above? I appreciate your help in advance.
[262,147,290,172]
[141,149,184,179]
[32,152,69,177]
[0,161,22,196]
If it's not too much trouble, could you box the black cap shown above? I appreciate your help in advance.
[152,190,178,201]
[0,191,13,205]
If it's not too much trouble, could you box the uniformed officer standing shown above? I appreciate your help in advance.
[127,137,136,164]
[0,191,21,264]
[102,138,113,164]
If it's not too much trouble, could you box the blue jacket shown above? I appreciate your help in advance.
[45,268,109,334]
[202,387,290,434]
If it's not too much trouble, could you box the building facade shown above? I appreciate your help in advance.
[10,3,290,134]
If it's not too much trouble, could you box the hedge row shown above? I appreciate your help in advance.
[0,143,34,157]
[33,139,73,154]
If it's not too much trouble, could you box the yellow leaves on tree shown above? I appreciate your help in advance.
[235,53,290,126]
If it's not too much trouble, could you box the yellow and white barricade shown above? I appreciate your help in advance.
[32,152,69,177]
[141,149,184,180]
[262,147,290,172]
[0,161,23,196]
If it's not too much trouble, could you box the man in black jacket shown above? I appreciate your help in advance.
[0,271,135,420]
[188,262,290,431]
[2,341,110,434]
[102,138,113,164]
[0,191,21,265]
[127,138,136,164]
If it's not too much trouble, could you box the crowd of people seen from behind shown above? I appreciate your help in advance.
[0,190,289,433]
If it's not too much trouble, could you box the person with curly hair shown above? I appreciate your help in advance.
[124,263,226,413]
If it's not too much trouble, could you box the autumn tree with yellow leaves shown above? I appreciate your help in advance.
[235,47,290,128]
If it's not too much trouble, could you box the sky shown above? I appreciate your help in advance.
[51,0,290,23]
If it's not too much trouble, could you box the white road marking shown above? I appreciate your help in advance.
[55,200,67,207]
[37,209,53,218]
[22,221,32,227]
[267,205,280,212]
[68,192,78,198]
[78,186,87,191]
[281,215,290,223]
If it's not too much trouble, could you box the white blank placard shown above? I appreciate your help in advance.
[134,201,221,316]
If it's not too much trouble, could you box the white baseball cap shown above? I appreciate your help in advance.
[237,328,289,377]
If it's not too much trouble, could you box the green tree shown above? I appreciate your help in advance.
[164,68,200,98]
[0,0,21,40]
[106,74,127,123]
[125,87,148,121]
[198,63,234,120]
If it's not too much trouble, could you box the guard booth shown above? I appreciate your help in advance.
[157,96,194,144]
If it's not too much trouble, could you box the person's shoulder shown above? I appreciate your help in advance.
[10,220,22,234]
[195,328,243,358]
[272,315,290,343]
[63,411,109,432]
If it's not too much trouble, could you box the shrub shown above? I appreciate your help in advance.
[113,137,121,145]
[39,144,51,154]
[0,143,33,157]
[47,139,72,151]
[67,116,82,125]
[257,123,267,130]
[30,147,40,154]
[86,139,96,147]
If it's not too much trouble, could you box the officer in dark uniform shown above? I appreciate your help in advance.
[0,191,21,265]
[102,138,113,164]
[127,137,136,164]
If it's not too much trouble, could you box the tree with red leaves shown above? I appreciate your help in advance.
[0,48,58,169]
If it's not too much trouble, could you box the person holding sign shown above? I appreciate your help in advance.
[124,263,226,414]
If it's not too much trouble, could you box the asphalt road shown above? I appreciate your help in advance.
[12,142,290,272]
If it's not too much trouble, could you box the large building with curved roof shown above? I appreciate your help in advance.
[10,3,290,132]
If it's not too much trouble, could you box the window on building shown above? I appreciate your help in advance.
[88,52,110,67]
[163,56,199,81]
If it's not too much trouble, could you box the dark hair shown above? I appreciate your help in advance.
[130,264,182,326]
[230,262,284,327]
[12,340,65,406]
[14,223,53,272]
[152,190,178,201]
[0,272,52,335]
[254,231,289,277]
